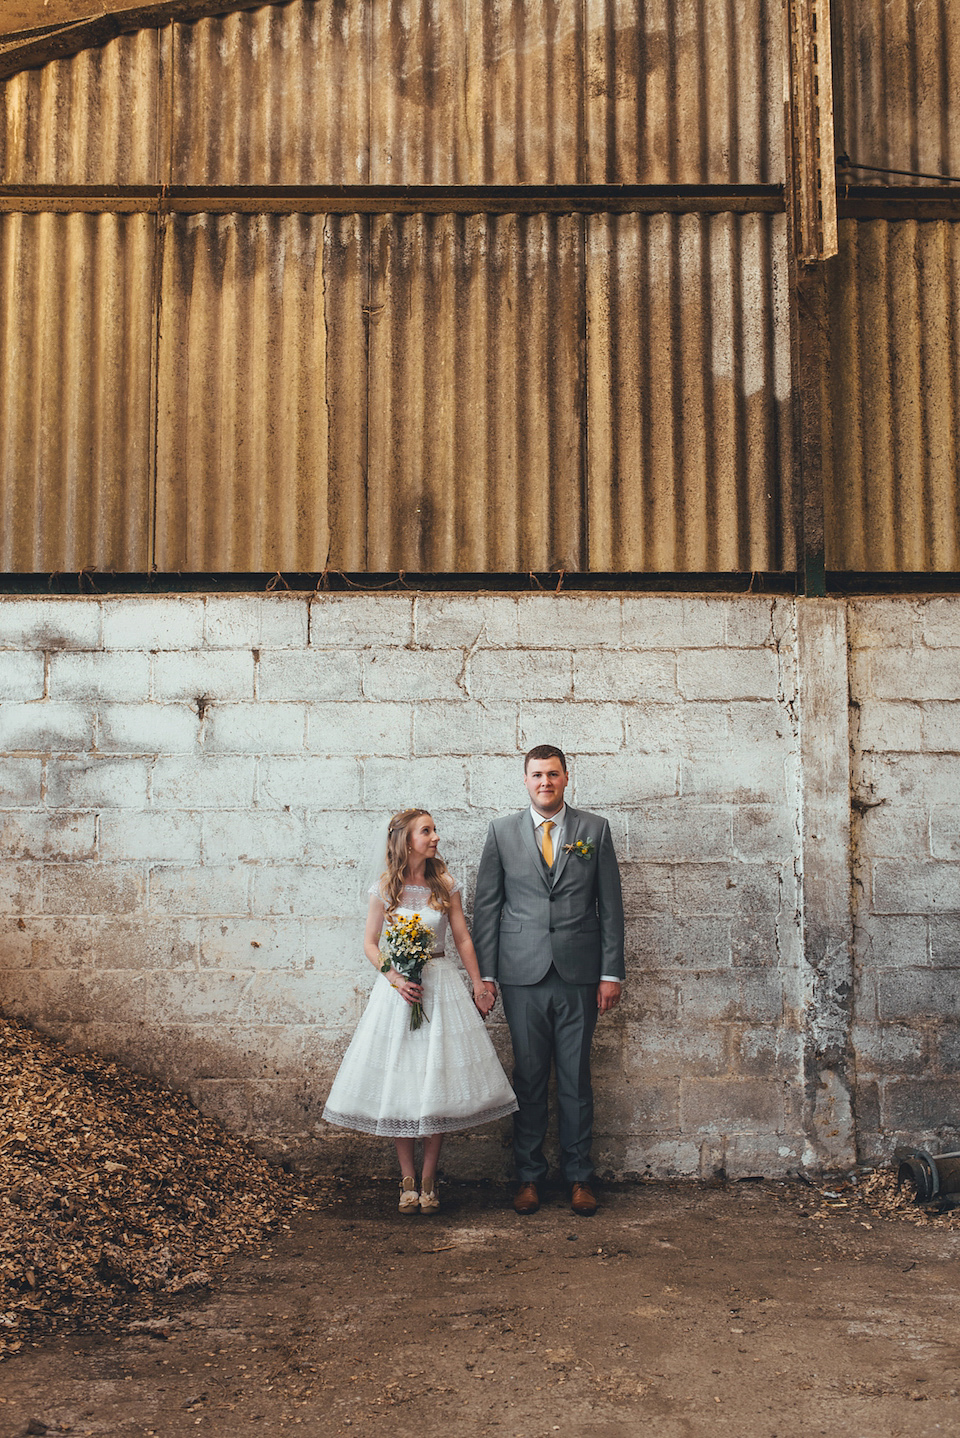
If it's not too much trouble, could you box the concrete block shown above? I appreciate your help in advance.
[44,915,200,971]
[872,859,960,915]
[679,971,783,1023]
[0,758,42,806]
[669,916,734,969]
[676,861,784,917]
[47,757,150,809]
[877,970,960,1021]
[414,595,519,649]
[677,648,780,701]
[730,915,782,968]
[301,810,390,864]
[621,595,726,649]
[413,701,518,757]
[679,1077,784,1132]
[856,803,928,860]
[150,755,256,808]
[198,917,306,971]
[153,650,254,702]
[733,805,797,861]
[188,1079,252,1133]
[576,754,680,805]
[624,703,730,754]
[0,598,101,651]
[851,1022,927,1077]
[101,597,205,650]
[308,595,414,648]
[258,651,362,701]
[0,702,93,752]
[736,1027,804,1076]
[0,862,43,912]
[306,702,412,756]
[867,648,960,702]
[204,594,308,649]
[205,703,307,754]
[856,751,958,809]
[364,756,470,810]
[855,700,924,753]
[146,970,251,1023]
[258,756,360,809]
[513,593,624,648]
[620,862,676,914]
[99,811,202,863]
[362,649,466,701]
[42,864,143,915]
[253,863,349,917]
[921,702,960,753]
[918,596,960,648]
[722,597,778,648]
[626,803,733,861]
[98,703,199,755]
[149,864,252,916]
[0,651,45,700]
[726,701,793,746]
[574,651,677,702]
[469,649,572,701]
[0,811,97,861]
[604,1077,681,1131]
[929,916,960,967]
[883,1077,960,1131]
[856,913,928,968]
[681,749,792,805]
[244,968,358,1028]
[201,810,306,863]
[617,974,679,1022]
[723,1132,802,1177]
[76,968,148,1020]
[847,598,921,650]
[49,651,150,702]
[518,702,624,755]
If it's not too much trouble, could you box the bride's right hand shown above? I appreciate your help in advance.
[390,971,422,1005]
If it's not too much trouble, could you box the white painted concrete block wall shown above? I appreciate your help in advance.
[849,598,960,1159]
[0,591,930,1177]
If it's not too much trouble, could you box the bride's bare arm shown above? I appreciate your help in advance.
[364,894,421,1004]
[448,891,496,1015]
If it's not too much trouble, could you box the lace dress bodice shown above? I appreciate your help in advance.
[372,881,459,957]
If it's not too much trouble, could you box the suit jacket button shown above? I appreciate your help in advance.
[549,926,555,933]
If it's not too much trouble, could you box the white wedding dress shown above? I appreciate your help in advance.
[322,882,518,1137]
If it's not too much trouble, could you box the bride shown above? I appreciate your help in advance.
[322,808,517,1213]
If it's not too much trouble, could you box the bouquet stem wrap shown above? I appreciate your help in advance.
[383,913,435,1030]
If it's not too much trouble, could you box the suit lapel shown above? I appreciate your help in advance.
[551,806,580,886]
[518,809,551,889]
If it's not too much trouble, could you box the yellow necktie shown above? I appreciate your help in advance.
[541,820,554,867]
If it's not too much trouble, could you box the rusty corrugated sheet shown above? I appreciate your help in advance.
[825,219,960,571]
[0,28,159,184]
[154,212,367,572]
[4,0,785,186]
[587,212,794,571]
[0,211,155,570]
[366,212,584,571]
[834,0,960,185]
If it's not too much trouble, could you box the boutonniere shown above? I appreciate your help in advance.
[563,839,595,859]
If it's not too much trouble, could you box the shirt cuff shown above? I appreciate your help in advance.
[599,975,622,984]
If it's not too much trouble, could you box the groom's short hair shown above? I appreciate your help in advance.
[524,744,567,773]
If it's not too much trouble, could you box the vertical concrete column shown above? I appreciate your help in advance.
[796,598,856,1168]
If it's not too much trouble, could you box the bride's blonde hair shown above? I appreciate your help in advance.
[380,809,452,919]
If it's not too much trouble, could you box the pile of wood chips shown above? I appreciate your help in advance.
[808,1165,960,1226]
[0,1017,307,1359]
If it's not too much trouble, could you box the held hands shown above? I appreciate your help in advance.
[473,982,497,1018]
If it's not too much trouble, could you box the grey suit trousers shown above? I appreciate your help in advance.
[500,966,598,1185]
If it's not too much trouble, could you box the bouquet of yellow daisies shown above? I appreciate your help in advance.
[383,913,435,1030]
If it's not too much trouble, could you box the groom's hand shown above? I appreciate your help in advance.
[597,981,621,1014]
[478,981,498,1016]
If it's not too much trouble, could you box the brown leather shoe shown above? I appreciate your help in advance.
[570,1182,598,1215]
[513,1182,540,1215]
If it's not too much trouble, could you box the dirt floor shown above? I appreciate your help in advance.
[2,1176,959,1438]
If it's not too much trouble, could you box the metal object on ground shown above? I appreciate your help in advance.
[896,1149,960,1203]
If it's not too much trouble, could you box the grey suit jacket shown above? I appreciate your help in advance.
[472,805,625,986]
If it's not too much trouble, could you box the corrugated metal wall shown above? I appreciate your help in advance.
[825,219,960,571]
[0,211,155,571]
[834,0,960,185]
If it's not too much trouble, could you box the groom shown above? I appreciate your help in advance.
[472,745,624,1215]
